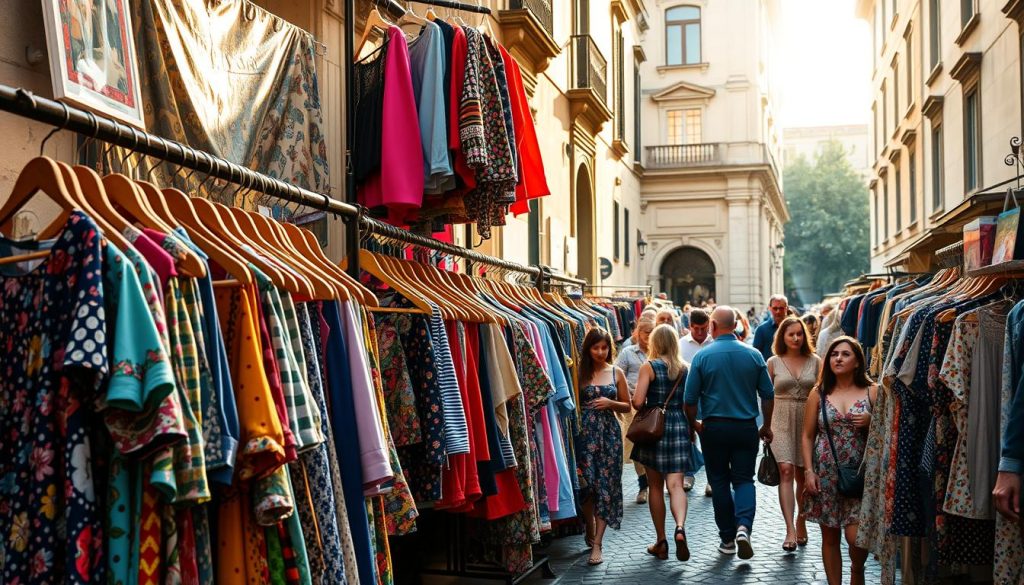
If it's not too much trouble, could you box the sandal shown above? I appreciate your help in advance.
[782,539,797,552]
[796,536,808,547]
[646,539,669,560]
[588,543,603,565]
[674,527,690,561]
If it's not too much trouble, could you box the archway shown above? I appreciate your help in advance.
[659,246,717,306]
[574,164,596,283]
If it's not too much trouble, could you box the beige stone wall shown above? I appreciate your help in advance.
[861,0,1024,271]
[637,0,786,308]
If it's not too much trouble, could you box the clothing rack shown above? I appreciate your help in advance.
[0,82,569,581]
[586,284,652,293]
[343,0,493,278]
[935,241,964,269]
[0,84,583,292]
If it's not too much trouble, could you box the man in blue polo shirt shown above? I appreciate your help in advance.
[753,294,789,359]
[685,306,775,560]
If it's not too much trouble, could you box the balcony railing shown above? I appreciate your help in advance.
[644,142,781,171]
[508,0,553,39]
[570,34,607,105]
[645,143,719,167]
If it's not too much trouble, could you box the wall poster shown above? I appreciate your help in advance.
[42,0,144,127]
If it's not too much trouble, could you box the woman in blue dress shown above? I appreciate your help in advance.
[576,328,631,565]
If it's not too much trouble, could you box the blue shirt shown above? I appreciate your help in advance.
[684,333,774,420]
[752,319,777,360]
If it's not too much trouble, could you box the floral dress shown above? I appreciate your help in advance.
[576,368,624,528]
[806,394,870,528]
[0,211,108,584]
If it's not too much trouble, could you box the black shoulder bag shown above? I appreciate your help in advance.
[820,394,865,498]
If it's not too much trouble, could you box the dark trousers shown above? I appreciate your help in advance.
[702,418,759,542]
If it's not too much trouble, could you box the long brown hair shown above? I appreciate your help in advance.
[817,336,873,395]
[580,327,614,387]
[772,316,814,357]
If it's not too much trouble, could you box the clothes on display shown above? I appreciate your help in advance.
[0,147,596,585]
[352,14,550,237]
[830,257,1024,584]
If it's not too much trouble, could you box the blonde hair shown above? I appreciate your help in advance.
[635,318,656,333]
[649,324,684,379]
[656,309,677,326]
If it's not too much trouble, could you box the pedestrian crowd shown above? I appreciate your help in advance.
[573,292,1013,585]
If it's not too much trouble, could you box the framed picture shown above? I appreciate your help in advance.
[41,0,144,127]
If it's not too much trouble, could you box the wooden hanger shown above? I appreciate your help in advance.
[154,186,253,284]
[434,263,505,324]
[398,2,429,27]
[0,157,76,241]
[231,207,336,301]
[187,195,304,295]
[102,171,208,278]
[383,252,463,319]
[355,248,434,314]
[210,201,316,299]
[55,162,134,252]
[408,257,492,322]
[356,6,394,59]
[280,222,379,306]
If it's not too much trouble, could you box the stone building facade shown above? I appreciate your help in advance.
[636,0,788,308]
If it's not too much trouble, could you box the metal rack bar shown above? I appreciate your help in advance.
[0,85,579,285]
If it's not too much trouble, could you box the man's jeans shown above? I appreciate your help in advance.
[702,418,759,542]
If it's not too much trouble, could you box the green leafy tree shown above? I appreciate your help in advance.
[782,140,870,305]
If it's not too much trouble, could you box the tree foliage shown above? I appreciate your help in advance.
[782,140,870,305]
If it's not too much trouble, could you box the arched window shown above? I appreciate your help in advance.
[665,6,701,66]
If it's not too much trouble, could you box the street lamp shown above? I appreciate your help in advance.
[637,234,648,259]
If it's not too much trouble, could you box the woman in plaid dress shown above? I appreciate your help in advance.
[631,325,692,562]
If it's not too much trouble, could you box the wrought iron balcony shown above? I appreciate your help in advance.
[508,0,553,38]
[570,34,608,104]
[499,0,560,72]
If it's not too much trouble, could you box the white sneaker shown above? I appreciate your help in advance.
[718,540,736,555]
[736,527,754,560]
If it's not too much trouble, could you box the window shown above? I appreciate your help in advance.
[964,88,981,191]
[882,81,888,141]
[667,109,701,144]
[895,164,903,232]
[874,188,881,246]
[666,6,701,66]
[624,209,631,265]
[961,0,975,28]
[613,200,620,260]
[909,146,918,223]
[929,0,940,71]
[872,102,878,158]
[894,61,900,121]
[882,171,890,240]
[905,31,913,106]
[615,29,626,142]
[575,0,590,34]
[931,125,943,211]
[633,64,642,163]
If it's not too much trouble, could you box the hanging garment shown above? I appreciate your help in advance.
[407,21,454,194]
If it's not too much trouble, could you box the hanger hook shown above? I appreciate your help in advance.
[40,101,71,157]
[75,110,101,164]
[119,126,140,174]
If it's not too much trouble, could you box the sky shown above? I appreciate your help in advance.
[777,0,872,129]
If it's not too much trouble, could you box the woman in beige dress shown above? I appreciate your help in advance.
[767,316,821,552]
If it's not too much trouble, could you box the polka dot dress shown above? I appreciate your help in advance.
[0,211,108,584]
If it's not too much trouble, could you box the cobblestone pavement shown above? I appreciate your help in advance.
[527,465,883,585]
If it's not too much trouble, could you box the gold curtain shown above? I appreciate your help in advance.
[105,0,329,215]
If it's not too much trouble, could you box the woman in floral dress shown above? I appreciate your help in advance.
[576,328,631,565]
[802,336,877,585]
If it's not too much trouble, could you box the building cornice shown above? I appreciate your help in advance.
[611,0,630,23]
[633,44,647,63]
[949,52,982,84]
[921,95,944,118]
[650,80,716,102]
[1004,0,1024,25]
[900,127,918,148]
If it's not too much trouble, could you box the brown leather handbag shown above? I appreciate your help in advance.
[626,368,684,445]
